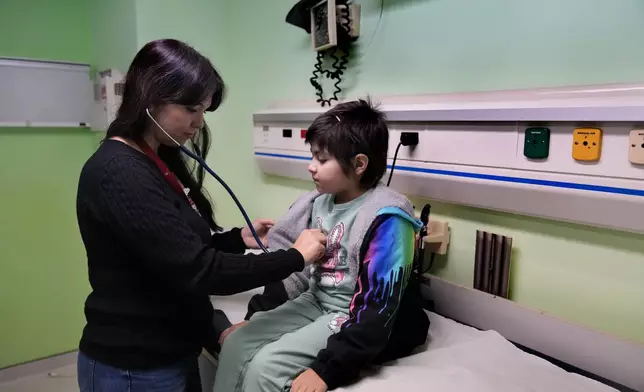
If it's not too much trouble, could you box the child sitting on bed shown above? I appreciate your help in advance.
[214,99,429,392]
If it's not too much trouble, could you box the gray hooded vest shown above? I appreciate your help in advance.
[267,183,420,299]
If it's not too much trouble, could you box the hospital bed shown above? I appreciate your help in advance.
[198,275,644,392]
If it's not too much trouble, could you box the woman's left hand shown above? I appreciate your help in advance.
[241,218,275,249]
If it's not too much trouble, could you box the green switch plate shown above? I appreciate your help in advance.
[524,127,550,159]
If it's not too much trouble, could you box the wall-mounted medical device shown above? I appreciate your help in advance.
[628,129,644,165]
[572,127,603,161]
[286,0,361,107]
[91,68,124,131]
[252,83,644,235]
[523,127,550,159]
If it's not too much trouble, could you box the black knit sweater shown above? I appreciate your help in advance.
[76,140,304,369]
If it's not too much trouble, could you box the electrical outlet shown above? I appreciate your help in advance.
[262,126,269,144]
[523,127,550,159]
[628,129,644,165]
[400,131,419,146]
[572,127,602,161]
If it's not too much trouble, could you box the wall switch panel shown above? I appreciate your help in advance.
[572,127,602,161]
[523,127,550,159]
[628,129,644,165]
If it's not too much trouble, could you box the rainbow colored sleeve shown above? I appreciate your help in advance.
[309,209,423,387]
[347,211,418,328]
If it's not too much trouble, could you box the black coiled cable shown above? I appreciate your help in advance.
[310,51,326,106]
[309,1,354,107]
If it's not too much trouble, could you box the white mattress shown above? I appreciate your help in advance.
[210,289,618,392]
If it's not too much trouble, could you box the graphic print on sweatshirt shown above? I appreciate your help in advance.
[327,313,350,334]
[316,219,347,287]
[309,192,369,312]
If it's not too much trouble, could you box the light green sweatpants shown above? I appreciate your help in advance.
[213,291,348,392]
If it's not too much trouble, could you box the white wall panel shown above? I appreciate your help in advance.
[252,83,644,234]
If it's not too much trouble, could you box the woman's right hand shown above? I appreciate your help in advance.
[293,229,327,265]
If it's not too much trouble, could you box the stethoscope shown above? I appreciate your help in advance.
[146,108,269,253]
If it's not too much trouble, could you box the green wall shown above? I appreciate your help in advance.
[0,0,92,63]
[134,0,247,225]
[0,0,137,368]
[92,0,138,73]
[0,0,94,368]
[200,0,644,343]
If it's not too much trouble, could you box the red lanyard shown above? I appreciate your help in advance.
[138,140,201,216]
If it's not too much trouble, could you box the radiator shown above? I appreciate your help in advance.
[474,230,513,298]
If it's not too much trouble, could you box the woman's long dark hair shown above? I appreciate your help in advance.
[106,39,225,231]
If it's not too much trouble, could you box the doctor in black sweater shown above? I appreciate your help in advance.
[75,39,326,392]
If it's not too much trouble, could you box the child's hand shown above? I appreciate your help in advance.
[219,321,247,345]
[291,368,327,392]
[241,219,274,249]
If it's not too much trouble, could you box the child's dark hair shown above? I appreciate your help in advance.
[305,98,389,189]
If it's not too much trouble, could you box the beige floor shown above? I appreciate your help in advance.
[0,364,78,392]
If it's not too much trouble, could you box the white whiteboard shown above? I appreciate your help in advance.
[0,57,92,128]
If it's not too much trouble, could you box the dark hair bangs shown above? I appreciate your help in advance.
[171,63,225,112]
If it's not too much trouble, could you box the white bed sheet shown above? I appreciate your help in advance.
[210,289,618,392]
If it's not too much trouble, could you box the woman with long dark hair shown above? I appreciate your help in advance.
[75,39,326,391]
